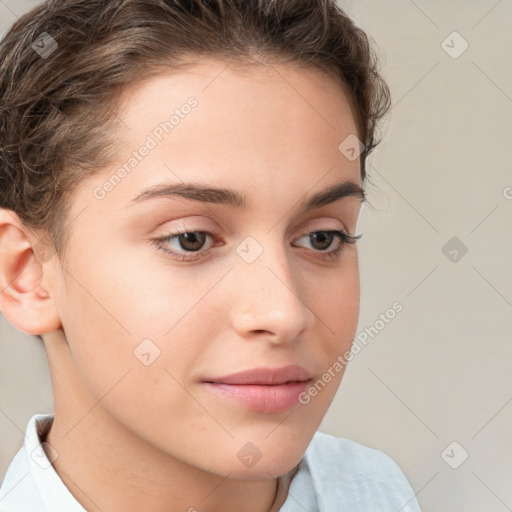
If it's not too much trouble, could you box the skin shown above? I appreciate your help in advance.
[0,58,364,512]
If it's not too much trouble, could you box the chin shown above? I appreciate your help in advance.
[218,442,305,481]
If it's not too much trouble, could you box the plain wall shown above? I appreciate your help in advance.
[1,1,511,511]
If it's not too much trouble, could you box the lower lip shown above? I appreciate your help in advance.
[203,380,311,413]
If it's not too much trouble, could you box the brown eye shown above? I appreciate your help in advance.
[293,229,362,262]
[152,230,216,260]
[175,232,207,252]
[308,231,335,251]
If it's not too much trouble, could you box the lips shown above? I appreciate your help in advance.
[204,365,312,386]
[203,365,313,413]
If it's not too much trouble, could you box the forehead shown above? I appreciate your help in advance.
[114,56,358,151]
[68,57,361,221]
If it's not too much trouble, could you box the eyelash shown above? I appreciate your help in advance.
[151,228,362,263]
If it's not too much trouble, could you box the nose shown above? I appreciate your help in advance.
[229,237,314,344]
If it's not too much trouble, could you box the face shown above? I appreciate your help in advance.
[49,58,363,478]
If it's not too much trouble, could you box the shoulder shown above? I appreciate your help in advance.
[306,430,407,476]
[0,413,57,512]
[0,445,46,512]
[302,431,422,511]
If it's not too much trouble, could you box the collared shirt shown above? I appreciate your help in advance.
[0,413,422,511]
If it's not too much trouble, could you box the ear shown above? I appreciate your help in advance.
[0,208,61,335]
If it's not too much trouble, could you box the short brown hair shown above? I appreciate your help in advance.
[0,0,390,262]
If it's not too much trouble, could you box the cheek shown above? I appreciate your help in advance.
[307,253,360,344]
[56,265,210,446]
[301,272,359,413]
[61,234,218,338]
[56,242,225,401]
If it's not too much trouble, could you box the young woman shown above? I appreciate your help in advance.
[0,1,421,510]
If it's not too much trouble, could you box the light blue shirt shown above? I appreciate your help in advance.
[0,414,422,511]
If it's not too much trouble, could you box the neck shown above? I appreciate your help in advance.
[46,411,294,512]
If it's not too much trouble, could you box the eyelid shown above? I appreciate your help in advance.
[154,218,219,237]
[154,216,352,242]
[294,218,352,238]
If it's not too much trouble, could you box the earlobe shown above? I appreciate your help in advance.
[0,209,61,335]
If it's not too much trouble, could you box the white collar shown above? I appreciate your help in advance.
[23,413,87,511]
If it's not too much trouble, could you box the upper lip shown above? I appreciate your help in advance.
[204,365,312,385]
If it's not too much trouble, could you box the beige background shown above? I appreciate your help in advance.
[1,1,511,511]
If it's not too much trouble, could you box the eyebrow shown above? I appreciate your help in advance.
[126,180,365,212]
